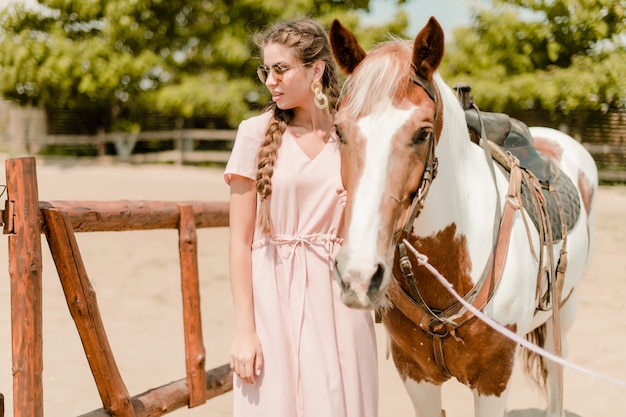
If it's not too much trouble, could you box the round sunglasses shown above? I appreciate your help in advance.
[257,63,302,83]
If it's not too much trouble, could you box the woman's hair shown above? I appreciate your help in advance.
[254,18,340,235]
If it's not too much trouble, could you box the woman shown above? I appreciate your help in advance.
[224,18,379,417]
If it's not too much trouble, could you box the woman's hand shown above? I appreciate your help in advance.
[336,187,347,207]
[230,330,264,386]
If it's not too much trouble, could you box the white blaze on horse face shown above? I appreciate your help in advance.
[340,105,414,307]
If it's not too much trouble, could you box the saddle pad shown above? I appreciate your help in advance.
[519,166,581,242]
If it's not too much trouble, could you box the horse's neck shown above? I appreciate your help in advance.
[416,144,497,232]
[410,76,508,281]
[414,117,504,282]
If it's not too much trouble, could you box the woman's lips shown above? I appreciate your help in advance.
[271,90,282,102]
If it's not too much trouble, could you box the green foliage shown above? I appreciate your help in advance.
[442,0,626,117]
[0,0,408,130]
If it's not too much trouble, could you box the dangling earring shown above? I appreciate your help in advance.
[311,81,329,110]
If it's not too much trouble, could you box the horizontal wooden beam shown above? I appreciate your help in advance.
[43,129,236,146]
[38,201,229,232]
[127,150,230,164]
[582,143,626,154]
[597,170,626,182]
[78,364,233,417]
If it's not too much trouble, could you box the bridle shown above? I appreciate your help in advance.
[394,73,440,303]
[388,73,509,378]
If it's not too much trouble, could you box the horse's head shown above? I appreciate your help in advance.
[330,17,444,309]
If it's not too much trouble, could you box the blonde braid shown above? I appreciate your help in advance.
[256,109,291,234]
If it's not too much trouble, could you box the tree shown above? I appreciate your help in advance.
[441,0,626,120]
[0,0,409,130]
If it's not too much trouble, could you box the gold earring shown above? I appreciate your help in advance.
[311,81,328,110]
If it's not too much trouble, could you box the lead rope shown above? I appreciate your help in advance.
[389,85,507,383]
[402,238,626,386]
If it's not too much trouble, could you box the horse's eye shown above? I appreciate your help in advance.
[412,129,432,146]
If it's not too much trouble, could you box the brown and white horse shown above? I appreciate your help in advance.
[329,17,598,417]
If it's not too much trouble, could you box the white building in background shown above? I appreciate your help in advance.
[0,100,47,155]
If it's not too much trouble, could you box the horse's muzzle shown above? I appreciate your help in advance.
[333,259,387,310]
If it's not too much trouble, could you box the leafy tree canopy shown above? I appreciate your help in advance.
[0,0,409,129]
[441,0,626,118]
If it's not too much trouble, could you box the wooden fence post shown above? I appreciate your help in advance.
[6,157,44,417]
[177,204,207,407]
[42,208,135,416]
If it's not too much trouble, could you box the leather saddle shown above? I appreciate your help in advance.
[454,84,580,242]
[464,110,555,184]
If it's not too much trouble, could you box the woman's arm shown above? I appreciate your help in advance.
[228,175,263,385]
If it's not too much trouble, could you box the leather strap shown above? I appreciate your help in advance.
[432,335,452,378]
[387,151,526,377]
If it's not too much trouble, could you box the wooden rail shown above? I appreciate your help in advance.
[581,143,626,181]
[34,128,626,179]
[41,129,237,163]
[3,157,233,417]
[37,200,229,232]
[44,129,236,145]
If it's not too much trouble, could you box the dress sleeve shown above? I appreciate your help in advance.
[224,112,271,185]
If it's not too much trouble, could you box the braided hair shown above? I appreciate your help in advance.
[254,19,340,235]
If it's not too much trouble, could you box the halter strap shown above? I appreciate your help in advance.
[398,74,439,240]
[392,89,506,333]
[392,73,440,316]
[411,73,438,103]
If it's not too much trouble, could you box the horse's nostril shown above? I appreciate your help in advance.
[368,263,385,294]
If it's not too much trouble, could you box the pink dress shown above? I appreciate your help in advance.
[224,112,378,417]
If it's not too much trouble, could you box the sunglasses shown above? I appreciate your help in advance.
[257,63,301,83]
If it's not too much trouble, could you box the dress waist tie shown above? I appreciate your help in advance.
[253,233,342,417]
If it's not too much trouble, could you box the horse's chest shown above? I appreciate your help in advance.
[383,306,517,396]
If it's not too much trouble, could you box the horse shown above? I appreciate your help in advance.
[329,17,598,417]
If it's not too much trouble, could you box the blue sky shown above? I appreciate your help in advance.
[360,0,479,38]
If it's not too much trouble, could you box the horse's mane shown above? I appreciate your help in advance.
[339,38,471,149]
[433,72,473,150]
[340,39,413,116]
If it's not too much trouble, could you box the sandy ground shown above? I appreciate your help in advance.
[0,155,625,417]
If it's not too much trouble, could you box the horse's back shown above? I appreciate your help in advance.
[529,126,598,292]
[529,126,599,193]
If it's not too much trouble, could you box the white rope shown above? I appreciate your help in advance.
[402,238,626,389]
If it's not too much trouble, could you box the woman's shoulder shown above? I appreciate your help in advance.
[225,112,274,184]
[234,111,274,152]
[238,111,273,134]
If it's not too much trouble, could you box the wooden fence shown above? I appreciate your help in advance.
[2,157,233,417]
[35,127,626,181]
[42,129,238,164]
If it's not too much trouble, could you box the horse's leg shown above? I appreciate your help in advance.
[404,379,444,417]
[544,290,578,417]
[472,384,512,417]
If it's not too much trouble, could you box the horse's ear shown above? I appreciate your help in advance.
[329,19,367,75]
[412,17,445,80]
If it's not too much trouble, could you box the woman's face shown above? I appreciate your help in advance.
[261,43,314,110]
